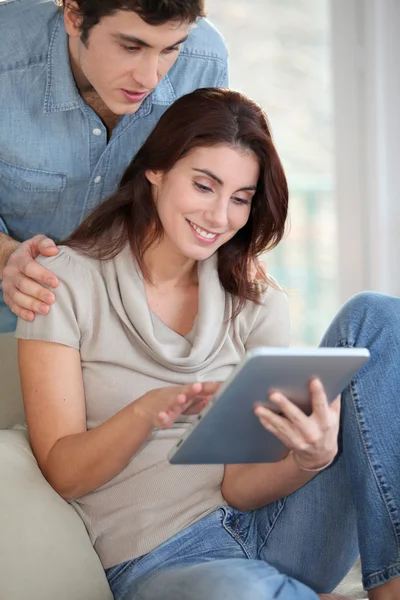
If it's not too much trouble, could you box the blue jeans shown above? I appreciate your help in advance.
[106,292,400,599]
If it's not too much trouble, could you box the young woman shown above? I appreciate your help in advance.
[16,88,400,600]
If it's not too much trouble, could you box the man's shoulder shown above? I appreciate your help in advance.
[164,18,228,97]
[0,0,58,73]
[181,18,228,63]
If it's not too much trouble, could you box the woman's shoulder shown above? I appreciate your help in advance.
[35,245,102,280]
[238,278,291,348]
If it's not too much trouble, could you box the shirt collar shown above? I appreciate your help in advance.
[44,12,85,113]
[149,73,176,106]
[44,12,177,114]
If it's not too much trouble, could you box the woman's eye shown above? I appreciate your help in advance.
[233,197,250,206]
[194,182,212,193]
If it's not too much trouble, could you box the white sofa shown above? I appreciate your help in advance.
[0,333,113,600]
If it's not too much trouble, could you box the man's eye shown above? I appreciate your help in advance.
[122,45,141,53]
[163,46,180,54]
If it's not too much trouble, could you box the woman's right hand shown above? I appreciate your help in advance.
[133,381,221,429]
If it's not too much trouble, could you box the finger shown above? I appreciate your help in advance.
[255,405,299,441]
[183,381,220,398]
[330,394,341,415]
[21,260,59,288]
[309,378,330,421]
[256,407,303,448]
[10,289,51,315]
[32,235,58,252]
[197,381,221,396]
[156,411,173,428]
[4,294,35,321]
[183,395,212,415]
[12,275,56,305]
[268,392,310,429]
[39,245,60,256]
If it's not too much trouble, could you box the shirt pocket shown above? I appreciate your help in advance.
[0,157,66,219]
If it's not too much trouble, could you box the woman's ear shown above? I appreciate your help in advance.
[145,170,163,186]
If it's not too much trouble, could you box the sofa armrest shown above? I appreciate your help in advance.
[0,429,113,600]
[0,334,25,428]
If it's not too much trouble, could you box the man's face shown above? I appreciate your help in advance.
[65,7,191,115]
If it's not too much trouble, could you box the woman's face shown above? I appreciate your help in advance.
[146,144,259,262]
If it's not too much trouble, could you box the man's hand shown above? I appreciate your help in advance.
[2,234,60,322]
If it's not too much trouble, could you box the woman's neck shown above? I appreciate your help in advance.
[143,239,198,288]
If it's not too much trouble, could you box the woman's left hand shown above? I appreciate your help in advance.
[254,378,341,470]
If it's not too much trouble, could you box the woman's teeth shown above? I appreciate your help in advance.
[190,221,218,239]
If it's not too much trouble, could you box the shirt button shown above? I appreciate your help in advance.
[94,176,102,184]
[92,128,102,136]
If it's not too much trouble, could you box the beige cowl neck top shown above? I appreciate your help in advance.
[16,244,290,568]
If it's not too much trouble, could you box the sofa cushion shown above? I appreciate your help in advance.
[0,428,113,600]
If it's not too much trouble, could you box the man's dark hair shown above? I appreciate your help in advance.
[61,1,206,44]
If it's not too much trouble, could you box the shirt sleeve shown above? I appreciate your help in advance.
[15,248,91,349]
[218,64,229,87]
[244,284,291,351]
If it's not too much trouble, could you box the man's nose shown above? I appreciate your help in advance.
[133,54,159,91]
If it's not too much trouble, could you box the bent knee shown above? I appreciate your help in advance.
[341,291,399,323]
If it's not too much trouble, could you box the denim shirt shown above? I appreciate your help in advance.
[0,0,228,331]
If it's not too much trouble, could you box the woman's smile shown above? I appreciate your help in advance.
[187,219,220,244]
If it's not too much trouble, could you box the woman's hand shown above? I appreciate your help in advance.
[254,378,340,470]
[133,381,221,430]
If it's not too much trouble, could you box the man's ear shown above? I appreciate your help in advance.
[145,170,163,186]
[64,1,83,38]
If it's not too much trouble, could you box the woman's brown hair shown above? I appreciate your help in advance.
[64,88,288,309]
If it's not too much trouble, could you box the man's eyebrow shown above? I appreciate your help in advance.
[192,168,257,191]
[114,33,188,50]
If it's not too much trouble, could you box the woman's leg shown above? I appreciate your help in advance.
[133,559,318,600]
[247,292,400,594]
[232,451,359,594]
[321,292,400,596]
[106,508,318,600]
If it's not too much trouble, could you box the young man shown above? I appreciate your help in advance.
[0,0,228,332]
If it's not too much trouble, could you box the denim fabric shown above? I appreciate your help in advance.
[0,0,228,331]
[105,292,400,598]
[106,507,319,600]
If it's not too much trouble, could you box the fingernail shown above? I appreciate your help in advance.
[47,278,57,286]
[44,294,53,303]
[38,305,48,314]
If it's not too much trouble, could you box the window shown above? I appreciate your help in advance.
[208,1,337,345]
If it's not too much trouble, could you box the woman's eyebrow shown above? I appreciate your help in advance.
[192,168,257,192]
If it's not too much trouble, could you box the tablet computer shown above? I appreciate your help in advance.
[168,347,370,465]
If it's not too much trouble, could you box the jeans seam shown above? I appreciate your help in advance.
[221,510,252,559]
[362,563,400,590]
[257,498,287,557]
[339,336,400,546]
[349,376,400,547]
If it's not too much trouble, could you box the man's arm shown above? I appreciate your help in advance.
[0,232,19,279]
